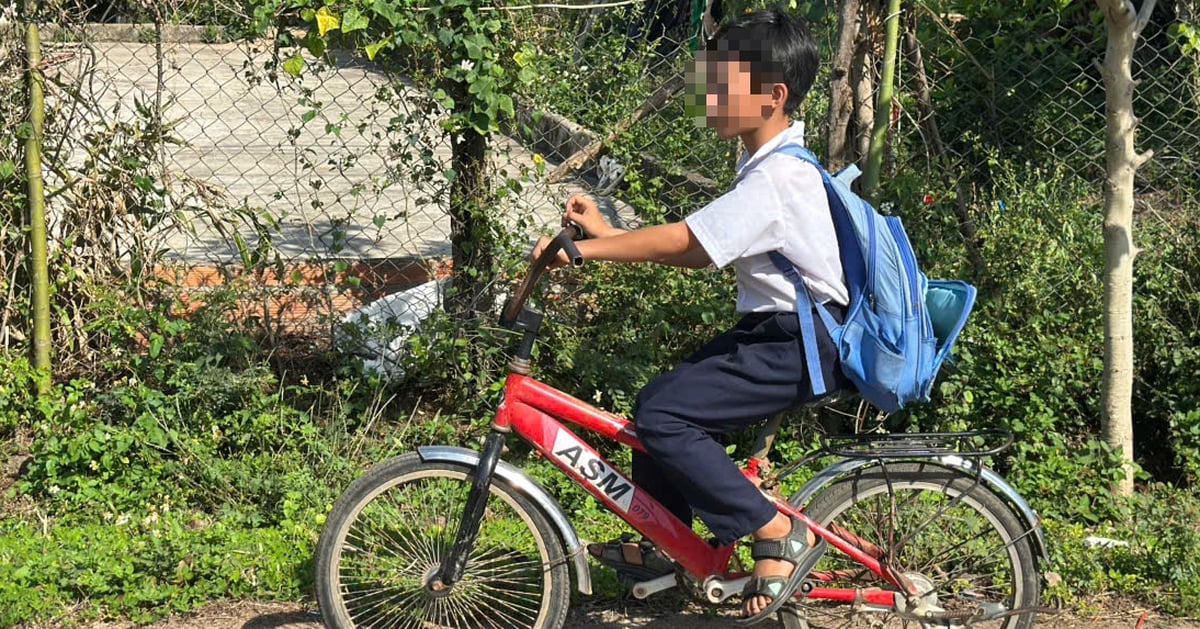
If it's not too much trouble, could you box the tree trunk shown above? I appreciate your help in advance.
[826,0,863,171]
[446,121,495,321]
[902,22,944,158]
[1096,0,1156,497]
[23,0,51,393]
[851,3,876,172]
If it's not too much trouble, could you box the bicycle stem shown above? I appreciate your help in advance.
[435,430,507,588]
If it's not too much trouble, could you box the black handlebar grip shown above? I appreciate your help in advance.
[564,221,586,241]
[557,234,584,267]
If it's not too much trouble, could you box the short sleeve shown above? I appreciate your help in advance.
[684,169,786,269]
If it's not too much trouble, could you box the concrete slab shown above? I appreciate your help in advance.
[43,38,598,264]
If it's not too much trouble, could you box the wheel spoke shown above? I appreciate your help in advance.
[315,456,567,628]
[791,463,1039,629]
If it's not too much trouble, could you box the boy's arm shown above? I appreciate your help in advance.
[534,221,711,268]
[576,222,709,266]
[659,242,714,269]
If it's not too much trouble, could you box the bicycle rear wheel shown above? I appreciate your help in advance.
[315,452,571,629]
[783,461,1040,629]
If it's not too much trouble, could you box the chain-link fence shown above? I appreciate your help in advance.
[3,0,1198,370]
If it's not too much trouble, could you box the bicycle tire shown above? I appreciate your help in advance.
[781,461,1040,629]
[315,452,572,629]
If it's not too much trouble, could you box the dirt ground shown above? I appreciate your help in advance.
[80,599,1200,629]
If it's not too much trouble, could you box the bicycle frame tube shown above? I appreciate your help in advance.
[495,374,909,604]
[496,373,734,579]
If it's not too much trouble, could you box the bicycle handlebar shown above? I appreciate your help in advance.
[499,226,585,328]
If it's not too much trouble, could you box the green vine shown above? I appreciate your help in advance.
[245,0,540,318]
[248,0,536,136]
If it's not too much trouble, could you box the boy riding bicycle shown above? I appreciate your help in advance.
[534,9,845,624]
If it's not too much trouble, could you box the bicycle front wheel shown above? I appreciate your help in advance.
[785,461,1040,629]
[315,452,571,629]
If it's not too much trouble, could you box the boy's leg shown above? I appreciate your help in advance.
[629,318,750,528]
[633,310,844,544]
[594,324,747,577]
[633,310,841,620]
[632,450,693,526]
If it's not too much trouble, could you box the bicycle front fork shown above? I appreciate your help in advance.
[434,429,507,589]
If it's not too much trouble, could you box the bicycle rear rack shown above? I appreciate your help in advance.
[749,397,1015,489]
[820,429,1014,459]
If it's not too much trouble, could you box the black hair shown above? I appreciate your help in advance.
[704,8,820,115]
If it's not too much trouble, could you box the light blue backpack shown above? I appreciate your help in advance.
[769,144,976,413]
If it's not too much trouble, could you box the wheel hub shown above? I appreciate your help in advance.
[899,572,949,626]
[422,563,456,598]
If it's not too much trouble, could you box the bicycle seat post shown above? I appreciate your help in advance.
[748,414,784,479]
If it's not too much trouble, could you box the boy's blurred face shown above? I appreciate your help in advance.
[688,51,779,139]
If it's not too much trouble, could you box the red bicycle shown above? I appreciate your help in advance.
[314,228,1048,628]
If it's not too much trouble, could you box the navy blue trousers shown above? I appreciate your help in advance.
[632,309,846,545]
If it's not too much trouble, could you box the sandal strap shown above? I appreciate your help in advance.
[749,517,812,563]
[736,537,827,626]
[621,543,642,565]
[743,575,791,599]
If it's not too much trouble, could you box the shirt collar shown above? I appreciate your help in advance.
[735,121,807,176]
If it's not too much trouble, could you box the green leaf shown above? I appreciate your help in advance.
[282,54,306,77]
[342,7,369,33]
[371,0,402,26]
[364,40,388,61]
[463,36,484,59]
[148,333,164,358]
[0,160,14,180]
[513,47,535,67]
[304,32,327,57]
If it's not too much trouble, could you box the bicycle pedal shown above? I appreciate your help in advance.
[630,572,678,599]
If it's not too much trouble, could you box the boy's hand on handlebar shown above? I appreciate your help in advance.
[565,194,616,239]
[532,236,573,269]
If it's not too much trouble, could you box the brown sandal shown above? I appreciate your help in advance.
[586,533,676,584]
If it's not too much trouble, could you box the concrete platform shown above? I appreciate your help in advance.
[43,37,599,265]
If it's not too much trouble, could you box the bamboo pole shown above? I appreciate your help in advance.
[23,0,51,392]
[861,0,902,200]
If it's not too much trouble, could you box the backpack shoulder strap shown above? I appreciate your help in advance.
[775,143,862,187]
[768,251,842,400]
[774,143,819,166]
[767,143,855,400]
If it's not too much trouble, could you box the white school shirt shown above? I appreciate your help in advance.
[685,122,848,313]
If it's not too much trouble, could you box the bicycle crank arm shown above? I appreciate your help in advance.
[702,575,750,603]
[630,572,679,599]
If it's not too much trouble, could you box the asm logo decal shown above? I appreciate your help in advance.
[552,429,634,513]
